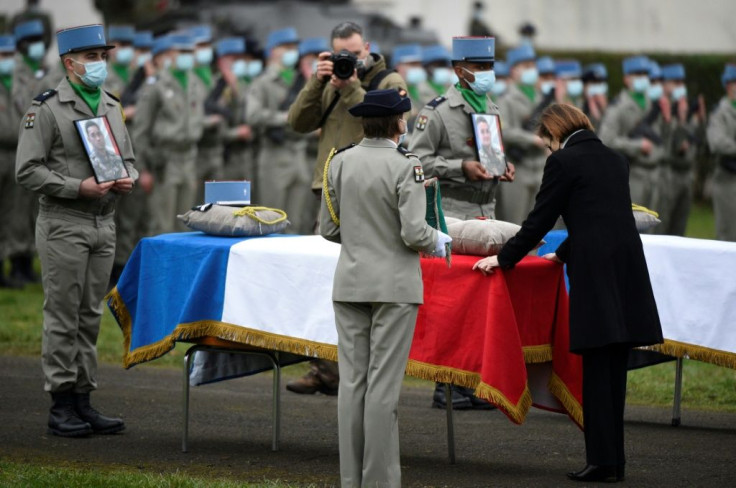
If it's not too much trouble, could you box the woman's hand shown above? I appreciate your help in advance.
[542,252,563,264]
[473,255,499,275]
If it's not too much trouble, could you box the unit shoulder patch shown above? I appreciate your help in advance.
[415,114,429,131]
[412,165,425,183]
[23,112,36,129]
[32,89,57,105]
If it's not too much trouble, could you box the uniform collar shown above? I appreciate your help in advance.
[57,77,117,117]
[359,137,398,149]
[446,84,474,113]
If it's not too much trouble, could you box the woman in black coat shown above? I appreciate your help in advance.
[474,103,663,483]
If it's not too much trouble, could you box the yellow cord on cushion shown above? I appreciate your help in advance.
[632,203,659,218]
[231,206,288,224]
[322,147,340,227]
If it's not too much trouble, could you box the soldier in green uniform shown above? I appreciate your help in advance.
[246,27,311,233]
[489,59,508,102]
[707,64,736,242]
[494,44,546,224]
[409,36,514,409]
[419,44,455,102]
[287,21,407,395]
[598,56,666,211]
[9,0,53,51]
[104,25,135,98]
[320,89,449,487]
[133,33,205,234]
[555,60,584,109]
[582,63,609,130]
[391,43,426,144]
[15,24,136,437]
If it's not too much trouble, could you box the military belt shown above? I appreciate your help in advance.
[39,205,115,228]
[441,186,495,205]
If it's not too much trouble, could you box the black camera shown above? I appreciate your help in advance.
[330,49,358,80]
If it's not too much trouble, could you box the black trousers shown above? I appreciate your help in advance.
[582,346,630,467]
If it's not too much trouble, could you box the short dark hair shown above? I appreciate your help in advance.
[536,103,593,142]
[362,114,402,139]
[331,21,363,41]
[85,121,101,134]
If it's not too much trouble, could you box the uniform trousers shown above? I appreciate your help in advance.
[150,146,197,234]
[0,150,15,260]
[713,165,736,242]
[195,143,224,206]
[441,196,495,220]
[257,142,310,234]
[334,301,418,488]
[36,206,116,393]
[223,145,259,204]
[581,345,630,467]
[657,166,693,236]
[114,184,151,267]
[629,165,660,214]
[496,163,543,225]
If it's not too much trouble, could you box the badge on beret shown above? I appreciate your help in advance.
[415,115,428,131]
[413,165,425,183]
[24,113,36,129]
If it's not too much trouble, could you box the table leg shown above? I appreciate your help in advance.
[444,383,456,464]
[182,345,199,452]
[271,352,281,451]
[672,358,683,427]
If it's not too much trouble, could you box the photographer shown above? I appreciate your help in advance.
[286,21,406,396]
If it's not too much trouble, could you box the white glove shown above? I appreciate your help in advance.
[433,230,452,258]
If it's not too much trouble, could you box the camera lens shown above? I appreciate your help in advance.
[331,50,357,80]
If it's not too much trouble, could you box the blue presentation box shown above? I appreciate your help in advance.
[204,181,251,205]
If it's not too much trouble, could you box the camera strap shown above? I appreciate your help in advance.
[318,91,341,128]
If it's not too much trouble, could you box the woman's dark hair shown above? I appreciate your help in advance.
[362,114,403,139]
[536,103,594,142]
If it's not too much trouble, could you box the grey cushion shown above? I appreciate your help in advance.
[633,208,661,232]
[178,204,290,237]
[447,219,543,256]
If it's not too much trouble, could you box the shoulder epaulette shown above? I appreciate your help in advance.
[32,89,57,104]
[425,96,447,109]
[397,146,418,158]
[334,143,356,155]
[104,90,120,103]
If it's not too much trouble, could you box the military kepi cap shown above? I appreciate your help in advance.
[422,45,451,65]
[583,63,608,82]
[623,55,650,75]
[14,20,44,41]
[662,64,685,81]
[133,31,154,49]
[57,24,114,56]
[348,89,411,118]
[216,37,245,58]
[494,60,509,77]
[299,37,329,57]
[507,44,535,67]
[0,35,15,53]
[722,64,736,86]
[536,56,555,75]
[108,25,135,43]
[392,44,422,67]
[648,61,662,80]
[266,27,299,51]
[452,36,495,63]
[555,60,582,79]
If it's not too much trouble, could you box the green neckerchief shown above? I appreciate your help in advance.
[23,55,41,73]
[171,69,188,91]
[629,91,647,111]
[519,84,536,102]
[456,83,487,113]
[280,68,295,85]
[407,84,421,103]
[194,65,212,88]
[428,80,446,96]
[731,99,736,110]
[112,63,130,84]
[0,75,11,92]
[68,78,101,115]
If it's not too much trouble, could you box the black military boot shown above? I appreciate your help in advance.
[48,392,93,437]
[73,392,125,434]
[432,383,472,410]
[19,254,40,283]
[0,261,23,289]
[8,256,27,285]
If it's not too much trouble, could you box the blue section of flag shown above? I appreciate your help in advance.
[538,229,569,291]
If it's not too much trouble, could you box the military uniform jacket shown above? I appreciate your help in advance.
[320,139,437,304]
[246,65,305,148]
[707,97,736,159]
[222,77,253,145]
[598,90,665,167]
[15,77,137,215]
[132,69,205,170]
[104,64,129,99]
[495,83,547,171]
[408,84,500,191]
[0,67,27,151]
[287,53,407,190]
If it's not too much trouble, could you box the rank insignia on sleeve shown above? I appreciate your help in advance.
[24,113,36,129]
[415,115,428,131]
[413,165,425,183]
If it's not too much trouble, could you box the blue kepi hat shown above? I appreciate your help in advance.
[348,89,411,118]
[662,64,685,81]
[507,44,535,67]
[722,64,736,86]
[14,20,44,41]
[299,37,329,57]
[623,56,650,75]
[452,37,495,63]
[266,27,299,52]
[108,25,135,43]
[216,37,246,58]
[57,24,114,56]
[0,35,15,53]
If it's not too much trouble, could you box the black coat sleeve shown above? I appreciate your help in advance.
[497,154,573,269]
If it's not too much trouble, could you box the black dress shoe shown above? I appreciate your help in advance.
[455,386,498,411]
[567,464,623,482]
[432,384,472,410]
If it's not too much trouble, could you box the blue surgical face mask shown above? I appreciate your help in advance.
[246,59,263,77]
[161,57,172,70]
[195,47,213,66]
[631,76,650,93]
[463,68,495,95]
[175,52,194,70]
[540,80,555,95]
[405,66,427,86]
[490,79,507,96]
[671,85,687,101]
[281,49,298,68]
[72,59,108,88]
[115,46,134,65]
[0,57,15,75]
[27,41,45,60]
[232,59,248,78]
[520,67,538,86]
[647,83,663,101]
[450,72,459,85]
[587,82,608,96]
[566,79,584,98]
[431,67,452,86]
[136,52,151,67]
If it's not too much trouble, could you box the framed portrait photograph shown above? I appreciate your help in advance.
[74,116,129,184]
[471,113,507,178]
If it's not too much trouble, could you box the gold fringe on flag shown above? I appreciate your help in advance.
[522,344,553,364]
[642,340,736,370]
[548,372,584,429]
